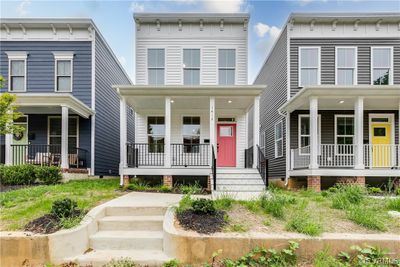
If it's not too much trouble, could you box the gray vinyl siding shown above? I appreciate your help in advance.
[0,41,92,106]
[290,39,400,97]
[254,27,288,179]
[94,32,132,175]
[290,110,399,148]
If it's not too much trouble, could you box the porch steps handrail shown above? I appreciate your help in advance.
[256,145,268,188]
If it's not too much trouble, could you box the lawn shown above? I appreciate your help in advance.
[0,179,123,231]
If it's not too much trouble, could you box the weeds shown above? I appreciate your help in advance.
[330,185,366,210]
[286,213,323,236]
[347,206,386,231]
[387,198,400,212]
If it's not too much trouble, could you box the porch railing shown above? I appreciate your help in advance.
[127,143,164,167]
[364,144,399,169]
[171,144,210,166]
[291,146,310,169]
[212,145,217,191]
[319,144,355,168]
[257,145,268,188]
[10,144,88,168]
[244,146,253,168]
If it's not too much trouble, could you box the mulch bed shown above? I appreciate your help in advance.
[24,210,82,234]
[177,210,226,234]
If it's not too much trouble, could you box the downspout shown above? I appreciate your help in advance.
[278,108,290,186]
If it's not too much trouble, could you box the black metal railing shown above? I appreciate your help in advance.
[257,145,269,188]
[127,143,165,167]
[212,145,217,191]
[10,144,88,168]
[244,146,253,168]
[171,144,210,166]
[0,144,5,164]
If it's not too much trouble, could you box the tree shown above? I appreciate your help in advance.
[0,75,24,135]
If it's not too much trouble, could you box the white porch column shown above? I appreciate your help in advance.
[165,96,171,168]
[253,96,260,168]
[61,106,69,169]
[209,97,216,159]
[120,97,127,169]
[309,97,319,169]
[5,133,13,165]
[354,97,364,169]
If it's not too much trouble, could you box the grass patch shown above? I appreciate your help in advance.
[0,179,123,231]
[260,192,297,219]
[347,206,386,231]
[225,223,249,232]
[330,185,366,210]
[387,198,400,211]
[214,195,235,211]
[286,213,323,236]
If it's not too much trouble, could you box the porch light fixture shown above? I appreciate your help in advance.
[171,100,174,103]
[339,100,344,104]
[228,100,232,104]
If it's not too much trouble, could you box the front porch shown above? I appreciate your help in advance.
[281,85,400,178]
[115,85,267,189]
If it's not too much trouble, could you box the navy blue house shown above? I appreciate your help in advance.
[0,18,134,176]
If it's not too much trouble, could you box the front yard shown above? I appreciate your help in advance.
[0,179,123,231]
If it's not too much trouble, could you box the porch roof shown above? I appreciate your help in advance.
[13,93,95,118]
[113,85,265,97]
[279,85,400,113]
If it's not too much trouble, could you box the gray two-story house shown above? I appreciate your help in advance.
[0,18,134,176]
[255,13,400,190]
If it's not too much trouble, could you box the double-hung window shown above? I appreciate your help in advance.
[6,52,27,92]
[147,116,165,153]
[53,52,73,92]
[274,120,283,158]
[299,47,320,87]
[182,116,200,153]
[218,49,235,85]
[336,47,357,85]
[183,49,200,85]
[148,49,165,85]
[298,115,321,155]
[48,116,79,153]
[335,115,354,155]
[371,47,393,85]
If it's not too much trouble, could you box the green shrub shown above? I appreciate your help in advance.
[286,213,323,236]
[387,198,400,211]
[368,187,382,194]
[51,198,78,218]
[347,206,386,231]
[191,198,216,214]
[127,181,150,191]
[178,181,203,194]
[104,258,136,267]
[34,166,62,185]
[331,185,366,210]
[0,164,36,185]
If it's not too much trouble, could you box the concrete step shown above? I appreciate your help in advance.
[72,249,172,267]
[213,191,267,200]
[98,216,164,231]
[106,206,167,217]
[90,231,163,250]
[217,178,265,185]
[216,173,262,179]
[216,184,266,192]
[217,168,259,174]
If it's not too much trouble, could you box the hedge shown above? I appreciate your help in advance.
[0,164,62,186]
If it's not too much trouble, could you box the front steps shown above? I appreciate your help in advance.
[72,206,171,267]
[212,168,266,200]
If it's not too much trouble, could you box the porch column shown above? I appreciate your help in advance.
[209,97,216,159]
[253,96,260,168]
[5,134,13,165]
[309,97,319,169]
[120,97,127,169]
[61,105,69,169]
[165,96,171,168]
[354,97,364,169]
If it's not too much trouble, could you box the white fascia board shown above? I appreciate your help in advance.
[52,51,74,60]
[5,51,28,59]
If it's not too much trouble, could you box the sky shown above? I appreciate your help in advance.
[1,0,399,83]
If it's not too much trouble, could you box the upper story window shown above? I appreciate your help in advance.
[147,116,165,153]
[218,49,235,85]
[182,116,200,152]
[6,52,27,92]
[336,47,357,85]
[299,47,320,87]
[371,47,393,85]
[148,49,165,85]
[53,52,74,92]
[183,49,200,85]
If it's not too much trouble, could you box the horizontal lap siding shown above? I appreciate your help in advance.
[254,27,288,179]
[290,39,400,96]
[95,33,132,175]
[0,41,92,106]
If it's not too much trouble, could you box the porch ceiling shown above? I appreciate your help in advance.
[280,85,400,113]
[13,93,94,118]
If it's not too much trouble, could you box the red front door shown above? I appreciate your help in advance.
[217,123,236,167]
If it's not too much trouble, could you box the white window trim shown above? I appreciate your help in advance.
[147,48,165,85]
[274,120,284,158]
[370,46,394,85]
[6,51,28,92]
[260,131,266,154]
[182,48,201,86]
[298,114,321,155]
[298,46,321,87]
[335,46,358,85]
[334,114,355,155]
[47,115,80,148]
[53,52,74,92]
[218,48,237,85]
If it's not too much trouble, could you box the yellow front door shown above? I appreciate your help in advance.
[371,123,391,167]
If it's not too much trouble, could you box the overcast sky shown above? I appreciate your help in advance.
[1,0,399,83]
